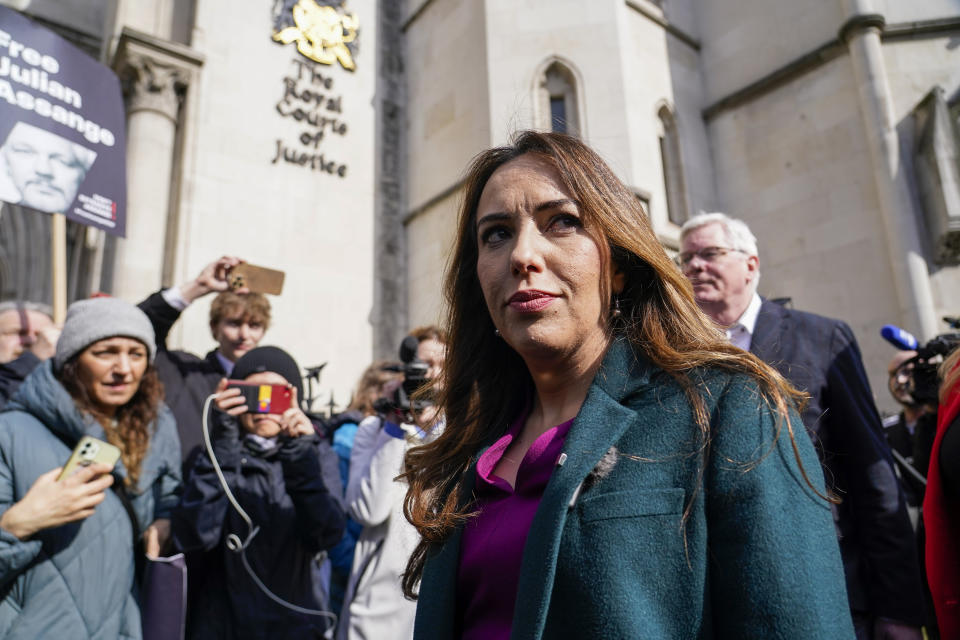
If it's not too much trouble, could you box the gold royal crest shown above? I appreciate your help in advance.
[273,0,359,71]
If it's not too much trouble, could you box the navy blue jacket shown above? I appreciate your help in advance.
[0,352,41,410]
[751,298,924,623]
[172,411,346,640]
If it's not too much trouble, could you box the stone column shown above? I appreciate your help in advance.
[840,2,939,339]
[373,0,408,358]
[110,29,201,301]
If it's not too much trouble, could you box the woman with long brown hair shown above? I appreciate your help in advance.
[0,297,181,639]
[402,131,853,638]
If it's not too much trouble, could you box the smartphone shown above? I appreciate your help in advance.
[58,436,121,481]
[226,381,293,414]
[228,263,285,295]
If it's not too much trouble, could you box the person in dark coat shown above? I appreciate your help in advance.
[883,350,933,506]
[0,351,42,409]
[0,301,58,408]
[680,212,925,640]
[137,256,271,469]
[172,346,346,640]
[403,131,853,639]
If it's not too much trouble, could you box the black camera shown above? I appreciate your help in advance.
[883,319,960,406]
[373,336,434,416]
[909,333,960,405]
[881,320,960,496]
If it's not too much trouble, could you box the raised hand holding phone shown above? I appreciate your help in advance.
[215,378,249,416]
[279,387,312,438]
[0,463,114,540]
[180,256,248,302]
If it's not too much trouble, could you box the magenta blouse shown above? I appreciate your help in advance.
[456,414,574,640]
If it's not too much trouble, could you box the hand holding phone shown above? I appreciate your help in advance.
[57,436,121,481]
[278,388,313,438]
[180,256,246,302]
[215,378,247,416]
[0,462,114,540]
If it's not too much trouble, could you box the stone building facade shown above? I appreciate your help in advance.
[2,0,959,412]
[402,0,960,413]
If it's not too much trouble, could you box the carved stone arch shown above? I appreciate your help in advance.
[655,101,690,226]
[532,56,587,138]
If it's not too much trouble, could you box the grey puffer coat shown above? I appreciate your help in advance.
[0,361,182,639]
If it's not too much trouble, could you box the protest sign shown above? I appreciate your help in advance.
[0,7,126,236]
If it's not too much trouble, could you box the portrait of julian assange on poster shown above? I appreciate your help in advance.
[0,6,127,237]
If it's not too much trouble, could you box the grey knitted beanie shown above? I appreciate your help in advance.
[53,298,156,371]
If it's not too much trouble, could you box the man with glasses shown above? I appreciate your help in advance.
[679,213,925,640]
[0,301,58,408]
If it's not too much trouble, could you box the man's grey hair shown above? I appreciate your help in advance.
[680,212,759,258]
[0,301,53,318]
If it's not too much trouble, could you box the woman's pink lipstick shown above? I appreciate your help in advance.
[508,290,557,312]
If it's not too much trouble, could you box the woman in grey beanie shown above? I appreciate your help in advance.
[0,296,182,639]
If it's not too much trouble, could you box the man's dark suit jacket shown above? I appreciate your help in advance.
[750,298,925,624]
[0,351,41,410]
[138,291,227,471]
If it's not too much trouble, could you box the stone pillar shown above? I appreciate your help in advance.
[840,4,939,339]
[373,0,408,358]
[110,29,201,301]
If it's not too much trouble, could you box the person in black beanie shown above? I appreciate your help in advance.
[172,346,346,640]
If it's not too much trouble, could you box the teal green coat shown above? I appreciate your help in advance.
[413,339,855,639]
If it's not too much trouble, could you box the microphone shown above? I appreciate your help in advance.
[881,324,918,350]
[399,335,420,363]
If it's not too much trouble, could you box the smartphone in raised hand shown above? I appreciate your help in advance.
[225,381,293,414]
[228,263,285,295]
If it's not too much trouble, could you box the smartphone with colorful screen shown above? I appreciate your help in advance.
[225,381,293,414]
[57,436,121,481]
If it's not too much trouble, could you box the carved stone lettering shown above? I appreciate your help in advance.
[272,57,348,178]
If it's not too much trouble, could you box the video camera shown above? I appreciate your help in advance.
[373,336,434,417]
[882,318,960,405]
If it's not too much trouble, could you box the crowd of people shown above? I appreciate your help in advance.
[0,130,956,639]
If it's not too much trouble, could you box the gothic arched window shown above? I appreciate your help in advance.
[537,60,581,136]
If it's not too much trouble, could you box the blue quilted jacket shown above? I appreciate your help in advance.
[0,361,182,639]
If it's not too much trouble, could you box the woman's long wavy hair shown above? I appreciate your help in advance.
[58,355,163,490]
[400,130,815,598]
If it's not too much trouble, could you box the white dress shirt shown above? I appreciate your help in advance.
[726,292,762,351]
